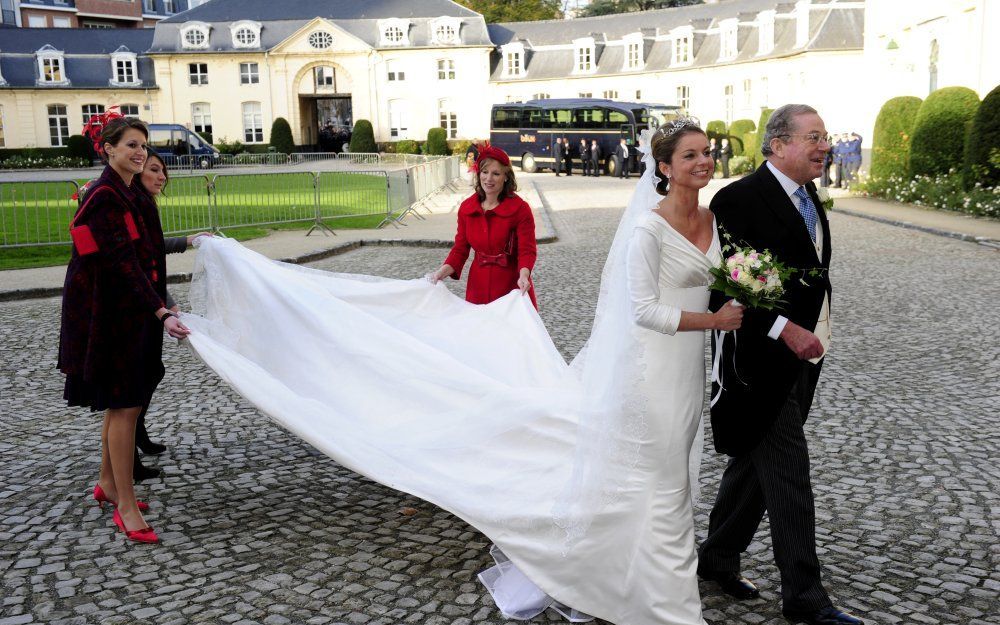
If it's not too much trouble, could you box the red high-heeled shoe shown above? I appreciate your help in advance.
[112,509,159,544]
[93,484,150,512]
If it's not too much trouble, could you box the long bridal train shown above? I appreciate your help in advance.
[182,229,708,625]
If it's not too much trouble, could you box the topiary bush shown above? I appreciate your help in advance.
[728,119,756,156]
[393,140,421,155]
[870,96,923,182]
[349,119,377,153]
[66,134,94,162]
[425,127,449,156]
[749,108,774,168]
[963,83,1000,188]
[269,117,294,155]
[706,120,727,143]
[909,87,980,178]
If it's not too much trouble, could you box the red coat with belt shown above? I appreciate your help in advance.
[444,193,538,308]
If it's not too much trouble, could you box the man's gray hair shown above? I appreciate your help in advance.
[761,104,819,157]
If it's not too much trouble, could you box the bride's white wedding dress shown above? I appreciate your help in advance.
[180,138,717,625]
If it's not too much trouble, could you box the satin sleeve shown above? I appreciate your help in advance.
[626,225,682,335]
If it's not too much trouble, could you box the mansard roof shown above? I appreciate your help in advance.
[150,0,493,52]
[489,0,864,82]
[0,29,156,88]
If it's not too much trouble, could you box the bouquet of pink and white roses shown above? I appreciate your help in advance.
[708,233,793,310]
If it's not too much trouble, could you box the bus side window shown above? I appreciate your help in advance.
[548,109,572,129]
[608,110,629,127]
[492,107,521,129]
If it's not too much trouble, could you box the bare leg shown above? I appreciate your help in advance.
[106,406,148,531]
[98,412,116,499]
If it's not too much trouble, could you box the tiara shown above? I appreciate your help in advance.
[654,116,702,139]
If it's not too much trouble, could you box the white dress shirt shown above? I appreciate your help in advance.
[764,161,831,362]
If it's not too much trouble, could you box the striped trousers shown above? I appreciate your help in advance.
[698,363,833,612]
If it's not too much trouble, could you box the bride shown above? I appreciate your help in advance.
[180,120,741,625]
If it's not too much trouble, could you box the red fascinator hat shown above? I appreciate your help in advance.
[82,105,125,156]
[476,145,511,169]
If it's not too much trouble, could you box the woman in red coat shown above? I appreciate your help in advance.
[431,146,538,308]
[58,115,190,543]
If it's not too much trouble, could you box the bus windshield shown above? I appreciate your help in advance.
[641,106,683,128]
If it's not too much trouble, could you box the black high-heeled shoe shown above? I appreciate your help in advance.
[134,448,162,482]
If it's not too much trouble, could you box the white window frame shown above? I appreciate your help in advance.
[671,27,693,66]
[314,66,335,89]
[36,46,69,86]
[760,75,769,107]
[532,93,550,100]
[188,62,208,86]
[502,43,525,78]
[163,0,175,13]
[430,16,461,45]
[635,89,642,100]
[623,32,643,71]
[578,92,592,98]
[573,37,595,74]
[757,10,775,55]
[48,104,69,147]
[242,101,264,143]
[603,90,618,99]
[378,18,411,47]
[230,20,262,49]
[142,0,154,13]
[308,31,333,49]
[110,46,139,87]
[53,16,71,28]
[743,78,752,107]
[180,22,212,50]
[719,18,738,61]
[724,84,734,124]
[437,58,455,81]
[28,15,46,27]
[239,62,259,85]
[386,59,405,82]
[676,85,690,110]
[0,58,7,87]
[388,99,407,139]
[120,103,140,117]
[438,99,457,139]
[81,103,105,126]
[191,102,212,137]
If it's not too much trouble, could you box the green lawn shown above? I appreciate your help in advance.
[1,172,392,270]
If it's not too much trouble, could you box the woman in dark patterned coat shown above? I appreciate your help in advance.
[58,116,190,543]
[430,146,538,308]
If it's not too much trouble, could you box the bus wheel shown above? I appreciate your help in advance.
[521,152,538,173]
[607,158,617,177]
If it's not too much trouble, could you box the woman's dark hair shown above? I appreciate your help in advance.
[650,122,707,196]
[474,157,518,202]
[100,117,148,163]
[141,149,170,197]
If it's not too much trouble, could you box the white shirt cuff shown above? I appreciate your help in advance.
[768,315,789,340]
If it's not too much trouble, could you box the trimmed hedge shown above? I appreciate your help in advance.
[0,147,72,162]
[424,127,449,156]
[269,117,295,155]
[909,87,980,177]
[349,119,377,153]
[870,96,923,181]
[749,108,775,167]
[963,83,1000,188]
[728,119,756,157]
[393,140,422,155]
[706,120,727,143]
[67,135,94,162]
[448,139,473,157]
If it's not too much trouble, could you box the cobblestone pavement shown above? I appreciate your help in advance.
[1,176,998,625]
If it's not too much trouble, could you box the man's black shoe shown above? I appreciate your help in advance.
[133,449,162,482]
[783,606,865,625]
[698,569,760,600]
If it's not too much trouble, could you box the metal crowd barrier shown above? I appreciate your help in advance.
[0,158,461,248]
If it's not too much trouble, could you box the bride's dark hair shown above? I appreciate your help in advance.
[651,120,706,196]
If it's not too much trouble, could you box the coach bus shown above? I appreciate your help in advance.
[489,98,682,175]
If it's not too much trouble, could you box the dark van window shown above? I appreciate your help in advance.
[492,107,522,129]
[522,108,549,129]
[547,109,573,128]
[574,107,607,129]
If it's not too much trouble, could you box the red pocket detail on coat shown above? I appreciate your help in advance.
[70,225,99,256]
[151,270,158,282]
[124,212,140,240]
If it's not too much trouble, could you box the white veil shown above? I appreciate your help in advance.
[555,127,703,547]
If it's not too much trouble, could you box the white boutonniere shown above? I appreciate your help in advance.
[816,187,834,212]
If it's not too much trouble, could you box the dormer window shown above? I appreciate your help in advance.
[573,37,595,74]
[623,33,644,71]
[795,0,811,48]
[671,27,693,66]
[36,45,69,86]
[308,31,333,49]
[502,43,525,78]
[719,18,738,61]
[110,46,140,87]
[231,20,261,49]
[757,10,775,55]
[379,19,411,47]
[431,17,461,45]
[181,22,211,50]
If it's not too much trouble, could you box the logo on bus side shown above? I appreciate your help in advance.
[519,134,536,143]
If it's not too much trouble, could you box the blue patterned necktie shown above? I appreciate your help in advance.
[793,186,818,243]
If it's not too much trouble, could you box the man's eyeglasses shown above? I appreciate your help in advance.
[779,133,829,146]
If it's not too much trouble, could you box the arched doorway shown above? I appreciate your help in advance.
[294,62,354,152]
